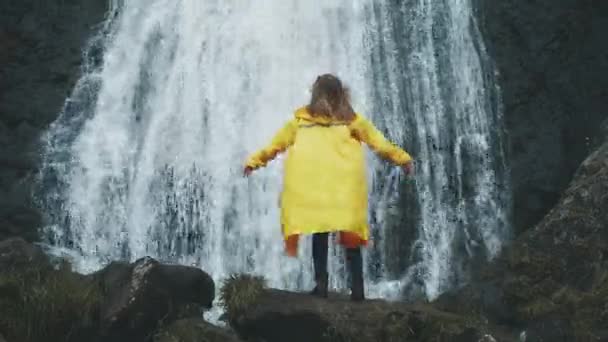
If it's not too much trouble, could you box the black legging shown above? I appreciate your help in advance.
[312,233,363,281]
[312,233,329,276]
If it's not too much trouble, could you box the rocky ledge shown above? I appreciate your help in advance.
[0,239,511,342]
[0,238,228,342]
[1,241,508,342]
[220,275,512,342]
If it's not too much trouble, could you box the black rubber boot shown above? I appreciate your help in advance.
[310,233,329,298]
[347,247,365,301]
[310,272,328,298]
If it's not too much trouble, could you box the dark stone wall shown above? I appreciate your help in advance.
[476,0,608,234]
[0,1,107,241]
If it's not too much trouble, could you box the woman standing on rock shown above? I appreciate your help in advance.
[243,74,414,301]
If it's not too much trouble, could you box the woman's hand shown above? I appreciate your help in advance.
[243,166,254,177]
[402,161,414,176]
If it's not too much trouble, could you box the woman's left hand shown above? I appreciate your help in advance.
[243,166,254,177]
[403,161,414,176]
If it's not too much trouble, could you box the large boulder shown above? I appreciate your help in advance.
[92,257,215,341]
[437,137,608,340]
[154,318,242,342]
[220,275,508,342]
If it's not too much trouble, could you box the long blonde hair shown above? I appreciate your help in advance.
[306,74,355,122]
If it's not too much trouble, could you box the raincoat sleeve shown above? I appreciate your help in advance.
[350,115,413,166]
[245,119,298,169]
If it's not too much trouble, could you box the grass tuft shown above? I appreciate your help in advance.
[219,274,266,322]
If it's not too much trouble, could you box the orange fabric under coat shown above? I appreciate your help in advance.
[284,232,368,257]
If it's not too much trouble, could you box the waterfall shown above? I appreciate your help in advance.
[365,0,509,299]
[38,0,508,304]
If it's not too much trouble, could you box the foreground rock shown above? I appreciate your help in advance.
[438,138,608,341]
[221,275,509,342]
[92,257,215,341]
[154,318,241,342]
[0,241,217,342]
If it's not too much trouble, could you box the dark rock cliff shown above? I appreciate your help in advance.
[0,1,107,241]
[476,0,608,234]
[437,129,608,340]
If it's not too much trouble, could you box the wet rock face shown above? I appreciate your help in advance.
[477,0,608,234]
[0,1,107,241]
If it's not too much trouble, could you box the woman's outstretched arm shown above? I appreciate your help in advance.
[244,119,298,174]
[350,115,413,168]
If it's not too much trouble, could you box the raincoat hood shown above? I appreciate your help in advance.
[294,107,352,125]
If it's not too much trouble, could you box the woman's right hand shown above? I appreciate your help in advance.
[243,166,254,177]
[403,161,414,176]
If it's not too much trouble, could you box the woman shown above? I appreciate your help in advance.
[244,74,413,301]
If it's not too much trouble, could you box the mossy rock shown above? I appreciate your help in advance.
[221,274,495,342]
[0,260,101,342]
[0,239,218,342]
[154,318,241,342]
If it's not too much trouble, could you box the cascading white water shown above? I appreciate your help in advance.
[365,0,509,299]
[41,0,371,290]
[39,0,508,305]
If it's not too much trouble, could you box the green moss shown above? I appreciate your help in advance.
[154,319,209,342]
[415,312,484,341]
[507,277,608,341]
[219,274,266,322]
[154,318,239,342]
[0,262,101,342]
[569,279,608,341]
[324,305,484,342]
[322,308,365,342]
[518,297,558,320]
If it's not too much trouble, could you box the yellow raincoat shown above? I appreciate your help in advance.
[246,107,412,254]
